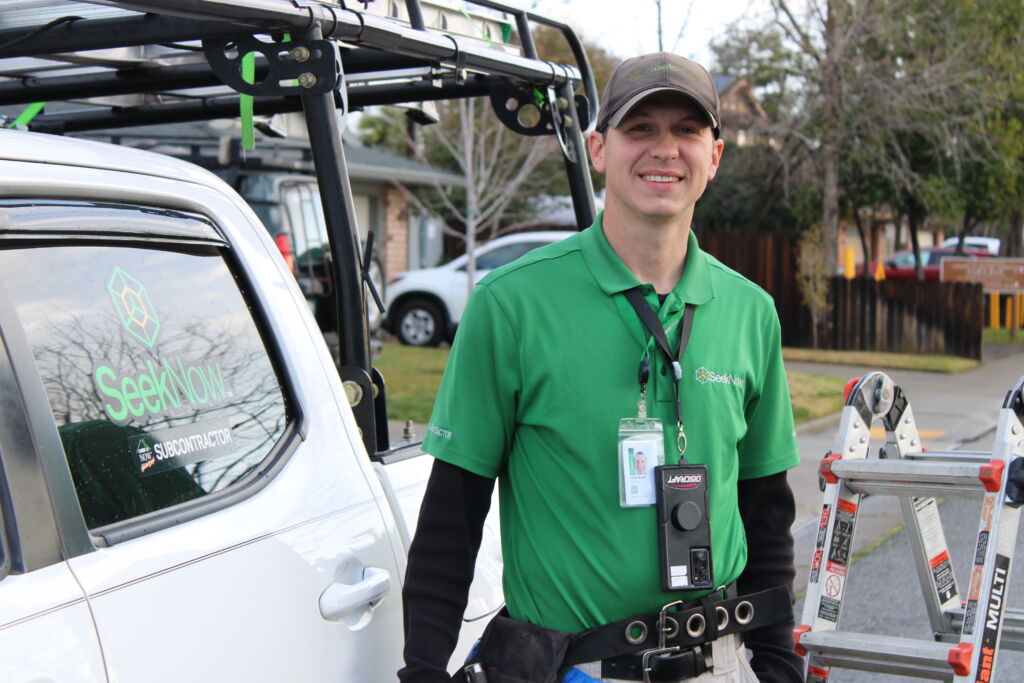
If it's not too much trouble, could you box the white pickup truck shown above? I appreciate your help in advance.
[0,1,597,680]
[0,129,504,681]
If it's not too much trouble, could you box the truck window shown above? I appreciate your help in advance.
[0,208,288,530]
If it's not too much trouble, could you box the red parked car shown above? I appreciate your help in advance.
[869,247,990,281]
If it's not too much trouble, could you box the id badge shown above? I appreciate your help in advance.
[618,417,665,507]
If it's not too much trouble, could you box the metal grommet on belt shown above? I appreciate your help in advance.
[685,612,705,638]
[734,600,754,625]
[625,620,648,645]
[715,605,729,630]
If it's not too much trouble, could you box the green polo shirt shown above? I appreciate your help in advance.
[423,213,798,633]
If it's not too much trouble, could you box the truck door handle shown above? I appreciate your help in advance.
[318,567,392,620]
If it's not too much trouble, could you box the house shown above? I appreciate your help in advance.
[714,76,769,147]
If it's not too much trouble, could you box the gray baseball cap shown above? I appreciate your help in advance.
[595,52,720,138]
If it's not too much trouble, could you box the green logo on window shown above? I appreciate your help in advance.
[108,266,160,348]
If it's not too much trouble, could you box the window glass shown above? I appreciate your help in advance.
[888,252,916,267]
[0,242,288,529]
[474,242,546,271]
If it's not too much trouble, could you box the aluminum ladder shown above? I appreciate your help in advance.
[794,372,1024,681]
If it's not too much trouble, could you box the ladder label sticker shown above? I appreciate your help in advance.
[975,531,990,566]
[817,595,840,623]
[810,548,823,583]
[914,497,948,558]
[824,573,843,598]
[981,497,995,532]
[816,505,831,546]
[807,665,829,682]
[977,553,1011,683]
[828,501,856,567]
[930,551,956,604]
[809,505,831,584]
[825,562,847,577]
[964,530,990,634]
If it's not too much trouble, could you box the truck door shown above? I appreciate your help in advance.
[0,187,407,682]
[0,331,107,683]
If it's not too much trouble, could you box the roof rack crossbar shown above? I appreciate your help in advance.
[70,2,580,86]
[0,49,438,107]
[22,77,496,134]
[0,15,241,59]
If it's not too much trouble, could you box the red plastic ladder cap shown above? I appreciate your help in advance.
[793,625,811,656]
[947,642,972,676]
[843,377,861,402]
[979,460,1005,493]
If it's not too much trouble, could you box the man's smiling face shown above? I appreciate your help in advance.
[590,92,724,228]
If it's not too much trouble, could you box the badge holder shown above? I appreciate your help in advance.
[619,357,664,507]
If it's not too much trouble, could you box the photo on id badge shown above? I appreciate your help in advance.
[621,439,658,506]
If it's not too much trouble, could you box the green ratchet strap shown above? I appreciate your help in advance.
[239,33,291,152]
[240,53,255,151]
[7,101,45,129]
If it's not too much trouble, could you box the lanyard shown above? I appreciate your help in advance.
[622,288,696,459]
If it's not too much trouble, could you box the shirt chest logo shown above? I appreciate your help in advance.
[695,366,744,389]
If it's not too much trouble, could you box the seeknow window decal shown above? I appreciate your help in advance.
[0,242,288,528]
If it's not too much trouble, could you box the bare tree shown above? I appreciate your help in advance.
[769,0,998,277]
[373,97,560,297]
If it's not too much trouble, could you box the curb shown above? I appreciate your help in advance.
[795,411,842,436]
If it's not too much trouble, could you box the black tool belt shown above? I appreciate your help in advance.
[456,584,791,683]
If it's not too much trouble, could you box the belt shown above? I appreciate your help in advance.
[565,585,790,682]
[599,641,710,681]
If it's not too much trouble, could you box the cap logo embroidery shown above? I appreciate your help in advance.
[627,64,679,80]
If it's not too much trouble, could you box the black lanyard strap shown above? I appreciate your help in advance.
[622,289,696,373]
[623,288,696,457]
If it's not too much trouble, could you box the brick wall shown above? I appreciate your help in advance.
[382,185,408,280]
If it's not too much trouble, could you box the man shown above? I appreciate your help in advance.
[400,52,803,683]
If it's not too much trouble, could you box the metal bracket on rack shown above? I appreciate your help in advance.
[487,78,589,139]
[203,34,340,96]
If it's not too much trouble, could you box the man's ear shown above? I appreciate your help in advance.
[706,138,725,181]
[588,129,607,173]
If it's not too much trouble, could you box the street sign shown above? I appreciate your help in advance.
[941,257,1024,293]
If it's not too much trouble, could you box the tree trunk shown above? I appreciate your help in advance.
[853,208,870,279]
[955,209,977,256]
[821,0,841,276]
[1007,210,1022,258]
[907,198,924,282]
[463,99,478,300]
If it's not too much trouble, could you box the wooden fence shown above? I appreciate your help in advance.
[696,230,985,359]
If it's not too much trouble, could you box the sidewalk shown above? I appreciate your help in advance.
[788,346,1024,595]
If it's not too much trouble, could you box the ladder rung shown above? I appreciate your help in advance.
[945,607,1024,652]
[844,482,988,499]
[799,630,956,679]
[829,459,991,494]
[906,450,993,463]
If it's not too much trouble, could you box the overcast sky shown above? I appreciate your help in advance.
[529,0,773,66]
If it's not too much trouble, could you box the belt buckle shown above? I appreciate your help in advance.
[640,600,684,683]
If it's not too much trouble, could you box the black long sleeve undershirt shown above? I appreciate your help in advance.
[736,470,805,683]
[399,461,803,682]
[399,459,495,683]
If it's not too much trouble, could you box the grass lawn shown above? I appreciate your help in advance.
[787,371,846,424]
[984,327,1024,345]
[782,347,979,374]
[376,342,846,426]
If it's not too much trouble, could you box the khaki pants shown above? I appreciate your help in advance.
[573,633,759,683]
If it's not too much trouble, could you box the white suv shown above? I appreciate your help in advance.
[384,231,574,346]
